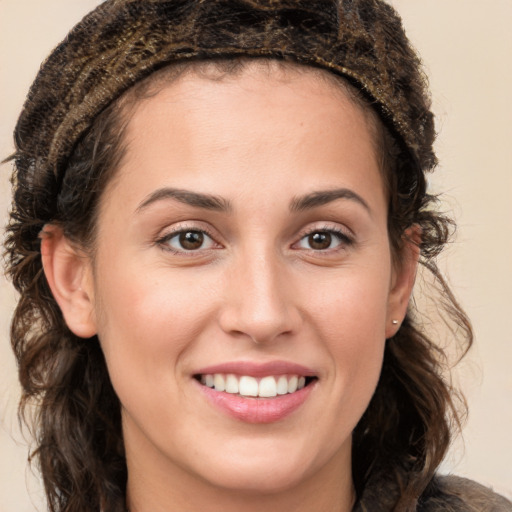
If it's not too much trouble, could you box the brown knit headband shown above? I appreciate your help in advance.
[14,0,436,190]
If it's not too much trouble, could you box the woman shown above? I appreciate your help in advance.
[3,1,511,511]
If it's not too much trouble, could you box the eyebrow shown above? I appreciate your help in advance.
[136,187,232,213]
[290,188,371,214]
[136,186,369,215]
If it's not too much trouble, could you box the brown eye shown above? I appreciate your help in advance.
[179,231,204,250]
[162,229,216,252]
[308,232,332,250]
[296,229,350,251]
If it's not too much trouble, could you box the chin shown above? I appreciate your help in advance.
[187,438,332,496]
[203,461,311,495]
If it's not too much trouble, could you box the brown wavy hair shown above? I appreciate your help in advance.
[4,1,472,511]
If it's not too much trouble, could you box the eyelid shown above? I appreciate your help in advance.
[298,222,354,240]
[155,222,222,254]
[292,223,355,251]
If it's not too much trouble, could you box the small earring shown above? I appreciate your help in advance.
[392,320,399,325]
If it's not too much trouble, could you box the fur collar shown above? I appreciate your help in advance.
[355,472,511,511]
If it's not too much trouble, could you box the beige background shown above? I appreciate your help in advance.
[1,1,511,510]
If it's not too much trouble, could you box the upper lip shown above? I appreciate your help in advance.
[195,360,317,378]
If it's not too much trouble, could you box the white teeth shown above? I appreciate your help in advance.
[213,374,225,392]
[276,376,288,395]
[239,376,259,397]
[201,373,313,398]
[225,374,239,394]
[259,376,277,398]
[288,375,298,393]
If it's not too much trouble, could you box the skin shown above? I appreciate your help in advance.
[41,63,418,512]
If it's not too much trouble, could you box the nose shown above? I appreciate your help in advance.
[218,249,302,345]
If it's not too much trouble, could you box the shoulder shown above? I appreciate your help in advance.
[419,475,512,512]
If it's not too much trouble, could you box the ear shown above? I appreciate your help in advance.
[385,225,421,338]
[40,224,97,338]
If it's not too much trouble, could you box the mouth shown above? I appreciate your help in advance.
[194,373,318,399]
[193,361,319,423]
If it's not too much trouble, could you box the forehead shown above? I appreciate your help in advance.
[121,60,379,153]
[100,60,386,216]
[122,59,380,133]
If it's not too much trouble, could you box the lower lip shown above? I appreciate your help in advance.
[196,380,315,424]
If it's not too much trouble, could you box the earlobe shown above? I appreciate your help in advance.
[40,224,97,338]
[385,226,421,338]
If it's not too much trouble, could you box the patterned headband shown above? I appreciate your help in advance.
[14,0,436,188]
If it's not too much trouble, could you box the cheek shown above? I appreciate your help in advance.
[306,264,390,406]
[326,297,387,377]
[91,264,222,448]
[92,258,218,395]
[308,261,391,342]
[325,308,386,439]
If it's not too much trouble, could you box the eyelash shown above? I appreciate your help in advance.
[294,225,354,252]
[155,224,354,255]
[156,225,220,255]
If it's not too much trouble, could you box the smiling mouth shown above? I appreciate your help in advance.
[195,374,318,398]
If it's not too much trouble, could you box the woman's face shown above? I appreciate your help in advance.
[72,64,413,495]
